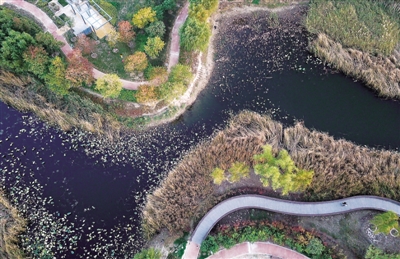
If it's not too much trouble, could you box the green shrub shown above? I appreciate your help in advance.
[133,248,161,259]
[179,18,211,52]
[305,238,325,256]
[365,245,400,259]
[119,89,137,102]
[200,236,219,257]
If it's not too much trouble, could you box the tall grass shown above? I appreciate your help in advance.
[0,69,122,135]
[309,33,400,99]
[142,111,400,238]
[0,191,27,259]
[305,0,400,56]
[306,0,400,99]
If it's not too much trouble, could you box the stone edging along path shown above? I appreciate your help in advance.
[1,0,189,90]
[182,194,400,259]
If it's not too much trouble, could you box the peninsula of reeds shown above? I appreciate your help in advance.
[0,191,26,259]
[306,0,400,99]
[142,111,400,238]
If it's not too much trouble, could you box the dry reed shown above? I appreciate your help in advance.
[142,111,400,237]
[310,33,400,99]
[0,70,122,135]
[0,191,27,259]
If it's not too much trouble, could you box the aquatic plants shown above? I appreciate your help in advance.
[306,0,400,56]
[0,191,27,259]
[142,111,400,238]
[306,0,400,99]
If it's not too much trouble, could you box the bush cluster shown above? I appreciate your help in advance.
[200,219,340,259]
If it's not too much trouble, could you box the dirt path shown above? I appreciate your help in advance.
[1,0,189,90]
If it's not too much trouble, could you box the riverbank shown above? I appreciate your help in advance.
[0,191,26,259]
[142,110,400,242]
[306,0,400,99]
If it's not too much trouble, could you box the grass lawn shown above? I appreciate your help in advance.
[119,88,138,102]
[86,40,133,79]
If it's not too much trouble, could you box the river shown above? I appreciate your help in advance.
[0,7,399,259]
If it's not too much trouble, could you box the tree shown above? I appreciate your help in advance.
[118,21,135,43]
[253,145,314,195]
[0,30,36,72]
[145,21,166,38]
[75,34,96,55]
[190,0,218,13]
[22,45,50,79]
[370,211,399,235]
[35,32,64,53]
[65,49,94,87]
[124,51,148,73]
[157,82,186,103]
[133,248,161,259]
[144,36,165,58]
[200,0,218,14]
[210,167,225,185]
[136,84,158,103]
[132,7,157,29]
[169,64,193,86]
[106,29,120,47]
[228,162,249,182]
[45,56,70,95]
[189,4,209,22]
[180,18,211,51]
[147,66,168,85]
[95,74,122,98]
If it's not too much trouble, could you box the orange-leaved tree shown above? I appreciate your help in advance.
[75,34,96,55]
[136,84,158,103]
[65,49,94,87]
[118,21,135,43]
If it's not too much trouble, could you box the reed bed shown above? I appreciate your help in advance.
[310,33,400,99]
[142,111,400,237]
[0,70,122,135]
[0,191,27,259]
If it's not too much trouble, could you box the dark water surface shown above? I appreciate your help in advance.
[1,9,400,259]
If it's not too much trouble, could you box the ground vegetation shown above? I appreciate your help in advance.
[0,191,27,259]
[306,0,400,99]
[142,111,400,238]
[370,211,399,235]
[200,219,340,259]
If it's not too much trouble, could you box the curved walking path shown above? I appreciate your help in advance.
[183,194,400,259]
[1,0,189,90]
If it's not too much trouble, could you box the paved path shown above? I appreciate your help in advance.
[167,2,189,72]
[1,0,189,90]
[183,195,400,259]
[207,242,309,259]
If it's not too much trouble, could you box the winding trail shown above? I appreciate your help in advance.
[182,195,400,259]
[1,0,189,90]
